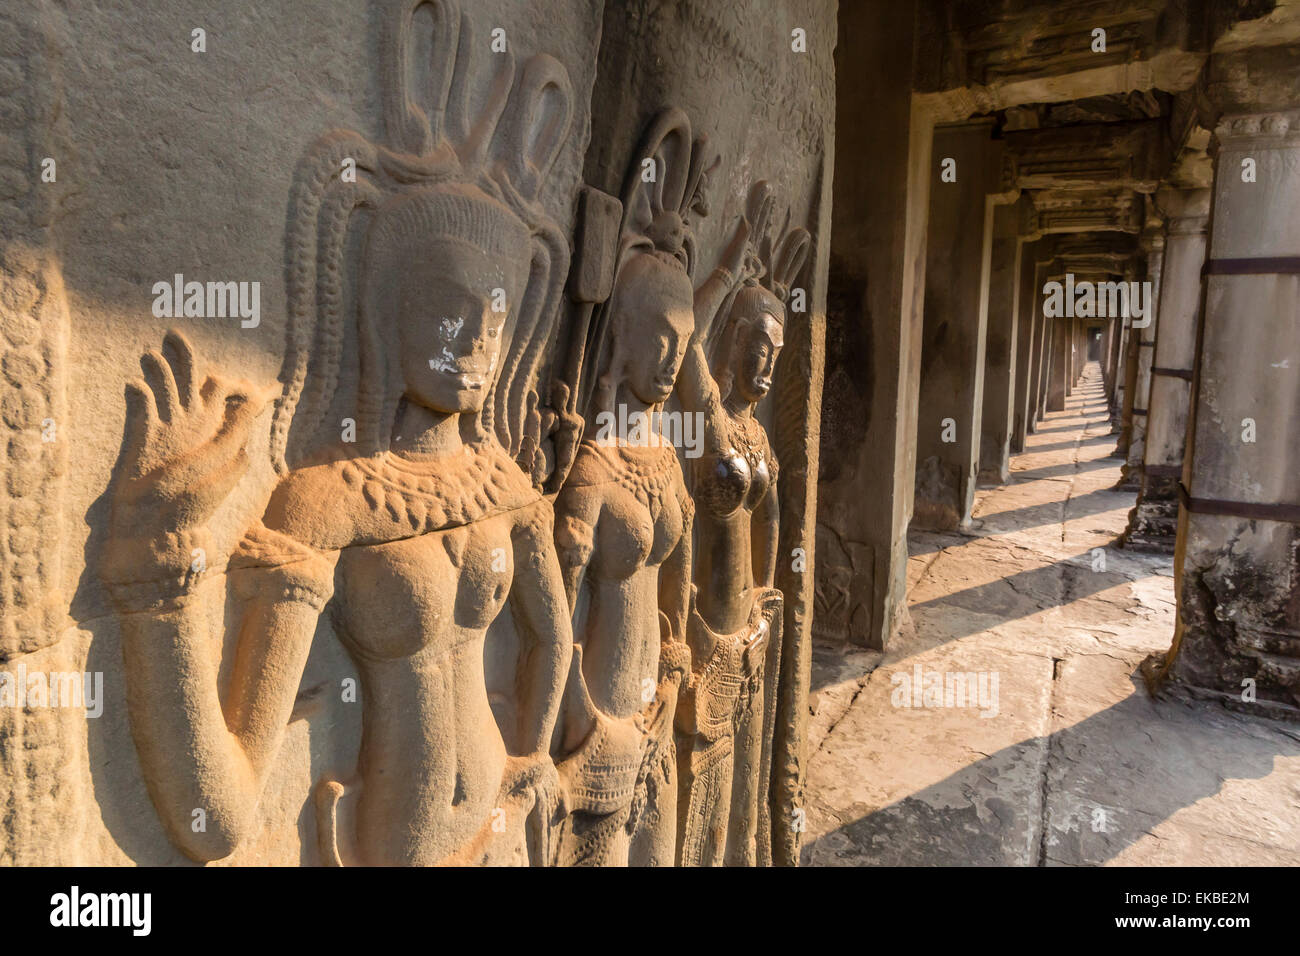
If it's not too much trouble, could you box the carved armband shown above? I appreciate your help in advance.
[228,523,337,612]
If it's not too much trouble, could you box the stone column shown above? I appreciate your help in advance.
[1124,188,1211,551]
[1046,273,1069,412]
[1070,315,1081,387]
[1118,234,1164,489]
[1146,104,1300,720]
[1011,236,1040,451]
[978,201,1024,484]
[816,0,933,650]
[1107,307,1128,419]
[912,119,1002,530]
[1100,319,1114,390]
[1115,263,1141,452]
[1033,263,1055,421]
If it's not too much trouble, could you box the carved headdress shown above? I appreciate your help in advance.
[708,180,811,400]
[272,0,572,483]
[576,109,720,423]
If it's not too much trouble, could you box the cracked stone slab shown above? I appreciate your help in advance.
[802,642,1055,866]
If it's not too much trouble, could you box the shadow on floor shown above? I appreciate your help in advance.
[1009,458,1119,482]
[801,682,1300,866]
[972,487,1130,534]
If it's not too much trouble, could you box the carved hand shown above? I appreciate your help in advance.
[542,381,584,493]
[719,215,751,282]
[112,330,273,542]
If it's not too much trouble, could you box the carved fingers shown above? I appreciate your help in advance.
[717,215,751,283]
[118,330,272,528]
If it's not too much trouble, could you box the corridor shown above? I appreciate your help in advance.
[802,364,1300,866]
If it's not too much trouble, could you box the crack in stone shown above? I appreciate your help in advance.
[1035,656,1065,867]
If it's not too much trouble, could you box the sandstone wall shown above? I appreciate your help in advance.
[0,0,834,866]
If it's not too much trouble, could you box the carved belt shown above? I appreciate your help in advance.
[556,710,644,816]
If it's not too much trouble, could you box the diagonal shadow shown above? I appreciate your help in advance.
[906,550,1148,647]
[800,683,1300,866]
[1008,459,1119,482]
[971,487,1130,534]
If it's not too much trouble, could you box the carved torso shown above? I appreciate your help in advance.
[256,442,542,865]
[690,411,778,636]
[557,439,691,720]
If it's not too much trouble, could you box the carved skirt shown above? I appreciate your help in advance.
[676,587,783,867]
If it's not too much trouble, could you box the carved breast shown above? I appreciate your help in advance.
[334,516,514,661]
[693,438,773,519]
[593,480,686,580]
[565,442,688,581]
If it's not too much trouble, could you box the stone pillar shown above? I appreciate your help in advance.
[1118,232,1164,489]
[978,201,1023,483]
[1115,266,1141,453]
[1033,259,1057,422]
[1124,188,1211,551]
[912,119,1001,529]
[817,0,933,650]
[1107,308,1128,419]
[1070,315,1081,387]
[1046,274,1069,412]
[1100,320,1114,390]
[1011,236,1040,451]
[1146,104,1300,720]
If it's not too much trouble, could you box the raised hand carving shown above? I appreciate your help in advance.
[103,0,576,866]
[674,179,810,866]
[109,332,271,567]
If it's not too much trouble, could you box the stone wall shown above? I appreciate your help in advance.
[0,0,835,865]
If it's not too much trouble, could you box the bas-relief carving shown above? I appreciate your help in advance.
[97,2,815,867]
[102,0,575,867]
[550,111,702,866]
[676,181,809,866]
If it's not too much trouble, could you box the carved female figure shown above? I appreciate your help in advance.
[101,2,576,866]
[674,182,809,866]
[551,111,713,866]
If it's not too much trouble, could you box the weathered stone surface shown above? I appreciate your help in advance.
[1,0,836,866]
[805,369,1300,867]
[3,0,1297,872]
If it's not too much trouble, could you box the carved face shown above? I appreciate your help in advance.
[732,308,784,404]
[394,239,515,415]
[612,252,695,406]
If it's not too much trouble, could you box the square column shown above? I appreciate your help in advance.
[1124,188,1211,551]
[912,119,1003,530]
[1145,106,1300,719]
[1011,237,1041,451]
[816,0,934,650]
[1045,273,1069,412]
[1031,258,1056,424]
[1118,232,1165,489]
[978,201,1025,484]
[1115,268,1141,454]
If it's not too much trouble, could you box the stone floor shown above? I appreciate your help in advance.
[802,363,1300,866]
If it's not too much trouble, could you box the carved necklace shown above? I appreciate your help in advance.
[340,442,537,534]
[726,410,767,473]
